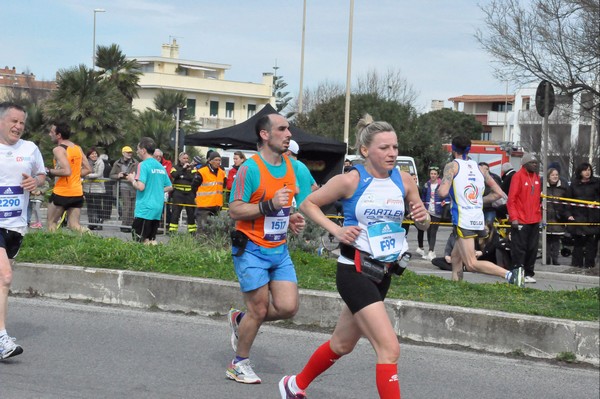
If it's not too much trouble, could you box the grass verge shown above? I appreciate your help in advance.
[17,230,599,322]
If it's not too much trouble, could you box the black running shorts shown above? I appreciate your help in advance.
[0,228,24,259]
[336,262,392,314]
[454,225,488,239]
[49,193,84,209]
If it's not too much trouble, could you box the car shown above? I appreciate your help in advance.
[345,155,419,186]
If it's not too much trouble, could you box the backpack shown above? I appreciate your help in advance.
[102,159,112,178]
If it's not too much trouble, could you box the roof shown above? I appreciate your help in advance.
[127,56,231,71]
[448,94,515,103]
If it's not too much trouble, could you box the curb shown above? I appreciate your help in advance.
[11,263,599,366]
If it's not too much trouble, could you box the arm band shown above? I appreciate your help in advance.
[258,199,277,215]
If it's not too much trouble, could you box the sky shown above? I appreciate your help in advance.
[3,0,513,113]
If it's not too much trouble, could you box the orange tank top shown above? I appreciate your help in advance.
[236,154,296,248]
[53,144,84,197]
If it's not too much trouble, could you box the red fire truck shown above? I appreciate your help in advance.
[443,141,523,176]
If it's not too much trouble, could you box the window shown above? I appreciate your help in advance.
[225,102,234,119]
[247,104,256,118]
[176,66,188,76]
[481,132,491,141]
[209,101,219,117]
[186,99,196,118]
[491,102,513,112]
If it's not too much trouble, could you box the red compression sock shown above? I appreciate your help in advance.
[376,363,401,399]
[295,340,341,390]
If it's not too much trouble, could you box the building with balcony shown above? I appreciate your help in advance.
[449,88,598,174]
[127,39,275,131]
[447,94,514,142]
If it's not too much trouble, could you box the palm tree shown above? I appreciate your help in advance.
[96,44,142,104]
[43,64,132,149]
[130,109,175,152]
[153,89,187,116]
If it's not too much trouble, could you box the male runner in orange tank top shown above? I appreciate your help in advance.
[46,122,91,232]
[225,113,306,385]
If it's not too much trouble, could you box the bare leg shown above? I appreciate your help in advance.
[329,305,363,356]
[454,237,507,278]
[66,208,85,232]
[46,203,65,231]
[352,301,400,364]
[450,244,463,281]
[0,253,13,331]
[236,281,298,358]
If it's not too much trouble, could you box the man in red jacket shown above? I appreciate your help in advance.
[507,153,542,283]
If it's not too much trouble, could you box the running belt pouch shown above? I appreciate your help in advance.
[354,249,387,284]
[231,230,249,257]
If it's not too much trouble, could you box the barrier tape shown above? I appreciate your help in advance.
[542,194,600,208]
[325,216,599,227]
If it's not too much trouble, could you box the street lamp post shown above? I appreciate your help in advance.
[93,8,106,69]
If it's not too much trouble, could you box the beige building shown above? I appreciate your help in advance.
[128,39,274,131]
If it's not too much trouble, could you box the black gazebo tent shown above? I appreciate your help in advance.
[184,104,347,184]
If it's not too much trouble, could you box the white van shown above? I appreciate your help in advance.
[211,149,257,171]
[346,155,419,186]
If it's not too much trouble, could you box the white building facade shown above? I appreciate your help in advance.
[128,39,275,132]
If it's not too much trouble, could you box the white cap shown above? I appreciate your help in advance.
[288,140,300,155]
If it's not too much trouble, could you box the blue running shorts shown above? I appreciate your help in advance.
[232,240,297,292]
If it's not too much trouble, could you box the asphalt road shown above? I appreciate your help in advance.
[1,297,598,399]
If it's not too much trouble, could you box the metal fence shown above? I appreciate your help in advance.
[30,178,231,234]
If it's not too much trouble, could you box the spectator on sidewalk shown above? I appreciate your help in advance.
[192,151,226,234]
[545,168,567,265]
[127,137,172,244]
[547,161,569,187]
[479,162,503,224]
[495,162,515,219]
[565,162,599,268]
[83,148,106,230]
[500,162,516,195]
[99,153,114,223]
[28,178,49,229]
[110,146,138,233]
[153,149,173,178]
[432,224,511,271]
[507,153,542,283]
[287,139,318,207]
[415,179,427,257]
[169,152,197,235]
[420,166,449,260]
[226,151,247,191]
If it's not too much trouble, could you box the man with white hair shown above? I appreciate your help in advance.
[286,139,318,207]
[0,102,46,359]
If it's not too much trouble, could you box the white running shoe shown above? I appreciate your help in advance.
[279,375,307,398]
[524,276,537,283]
[427,251,436,260]
[226,358,262,384]
[416,248,425,257]
[0,334,23,360]
[228,308,243,352]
